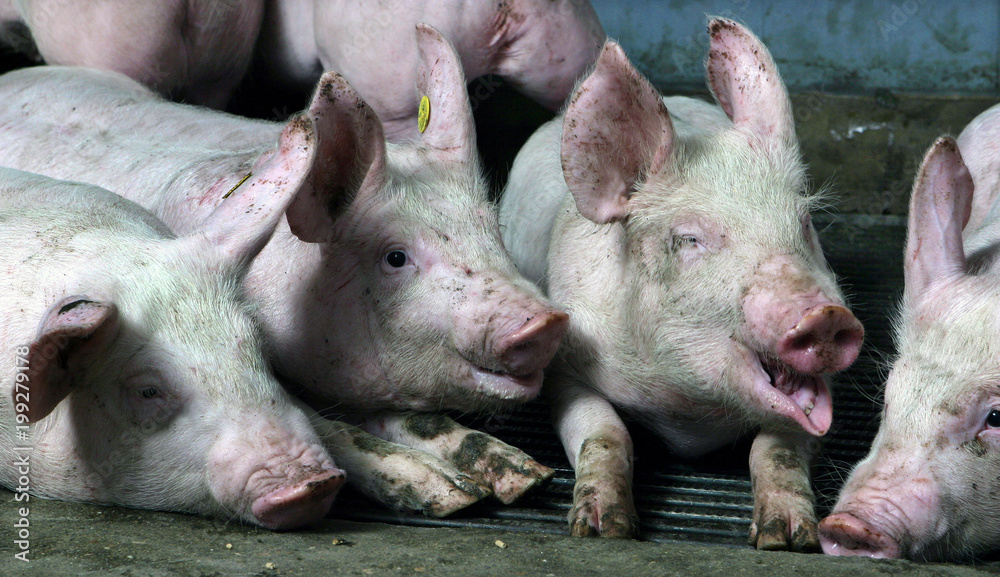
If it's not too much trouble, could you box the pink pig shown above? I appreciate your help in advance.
[0,119,345,529]
[500,19,864,549]
[0,0,604,139]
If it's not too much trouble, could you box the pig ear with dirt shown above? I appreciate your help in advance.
[560,41,674,224]
[194,113,319,264]
[285,72,387,244]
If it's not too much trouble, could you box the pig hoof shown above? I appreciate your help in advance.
[490,458,555,504]
[568,483,639,538]
[446,432,555,504]
[749,516,820,552]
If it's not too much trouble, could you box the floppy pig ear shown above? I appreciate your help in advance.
[18,297,119,423]
[414,23,476,165]
[561,40,674,224]
[904,137,973,303]
[706,18,795,144]
[285,72,387,244]
[195,113,317,267]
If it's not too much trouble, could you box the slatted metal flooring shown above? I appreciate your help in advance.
[331,215,906,546]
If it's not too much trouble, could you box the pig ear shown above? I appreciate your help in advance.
[194,113,317,267]
[414,23,476,165]
[285,72,387,243]
[956,105,1000,232]
[904,137,973,302]
[706,18,795,144]
[561,40,674,224]
[17,297,119,423]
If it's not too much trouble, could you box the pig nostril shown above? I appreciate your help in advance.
[834,329,855,348]
[791,334,813,351]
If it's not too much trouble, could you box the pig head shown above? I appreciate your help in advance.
[821,138,1000,560]
[0,120,343,529]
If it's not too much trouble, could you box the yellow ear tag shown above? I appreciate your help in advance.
[418,96,431,133]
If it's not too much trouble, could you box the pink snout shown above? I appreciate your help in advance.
[251,468,345,530]
[776,305,863,374]
[492,311,569,375]
[819,512,901,558]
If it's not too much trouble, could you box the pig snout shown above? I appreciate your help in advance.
[251,466,345,530]
[819,512,901,559]
[776,304,864,374]
[491,310,570,375]
[209,419,344,530]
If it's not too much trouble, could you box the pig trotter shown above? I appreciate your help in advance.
[366,412,555,504]
[749,431,822,552]
[315,419,493,517]
[446,430,555,504]
[568,435,638,538]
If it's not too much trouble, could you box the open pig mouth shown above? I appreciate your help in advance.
[469,364,544,402]
[752,353,832,436]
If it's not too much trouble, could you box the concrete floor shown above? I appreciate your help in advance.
[1,490,999,577]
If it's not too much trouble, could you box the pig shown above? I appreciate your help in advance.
[0,0,605,139]
[0,118,347,529]
[819,132,1000,560]
[0,24,566,515]
[499,18,865,550]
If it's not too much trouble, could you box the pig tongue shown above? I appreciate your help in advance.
[758,356,833,435]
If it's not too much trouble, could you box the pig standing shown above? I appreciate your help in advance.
[0,121,347,529]
[0,25,566,515]
[499,19,864,549]
[819,131,1000,560]
[0,0,604,139]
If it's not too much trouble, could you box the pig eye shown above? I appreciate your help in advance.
[384,250,408,268]
[987,409,1000,428]
[672,235,702,251]
[137,386,161,400]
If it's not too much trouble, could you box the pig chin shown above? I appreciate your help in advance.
[467,363,544,404]
[733,343,833,436]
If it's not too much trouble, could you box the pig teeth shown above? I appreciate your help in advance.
[804,402,814,416]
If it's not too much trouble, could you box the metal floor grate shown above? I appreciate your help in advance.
[330,216,906,546]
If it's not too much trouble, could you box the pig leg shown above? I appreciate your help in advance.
[748,430,822,551]
[553,383,639,538]
[362,412,555,504]
[312,418,492,517]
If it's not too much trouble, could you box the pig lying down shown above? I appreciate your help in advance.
[0,25,566,515]
[0,131,345,529]
[0,0,605,140]
[500,18,864,549]
[820,126,1000,560]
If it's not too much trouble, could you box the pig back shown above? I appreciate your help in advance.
[500,119,572,288]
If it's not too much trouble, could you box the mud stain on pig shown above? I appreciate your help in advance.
[769,448,802,470]
[403,412,457,439]
[451,432,492,471]
[351,432,395,457]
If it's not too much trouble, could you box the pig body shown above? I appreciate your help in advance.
[500,19,864,549]
[0,0,604,139]
[0,147,346,528]
[0,26,564,513]
[819,127,1000,560]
